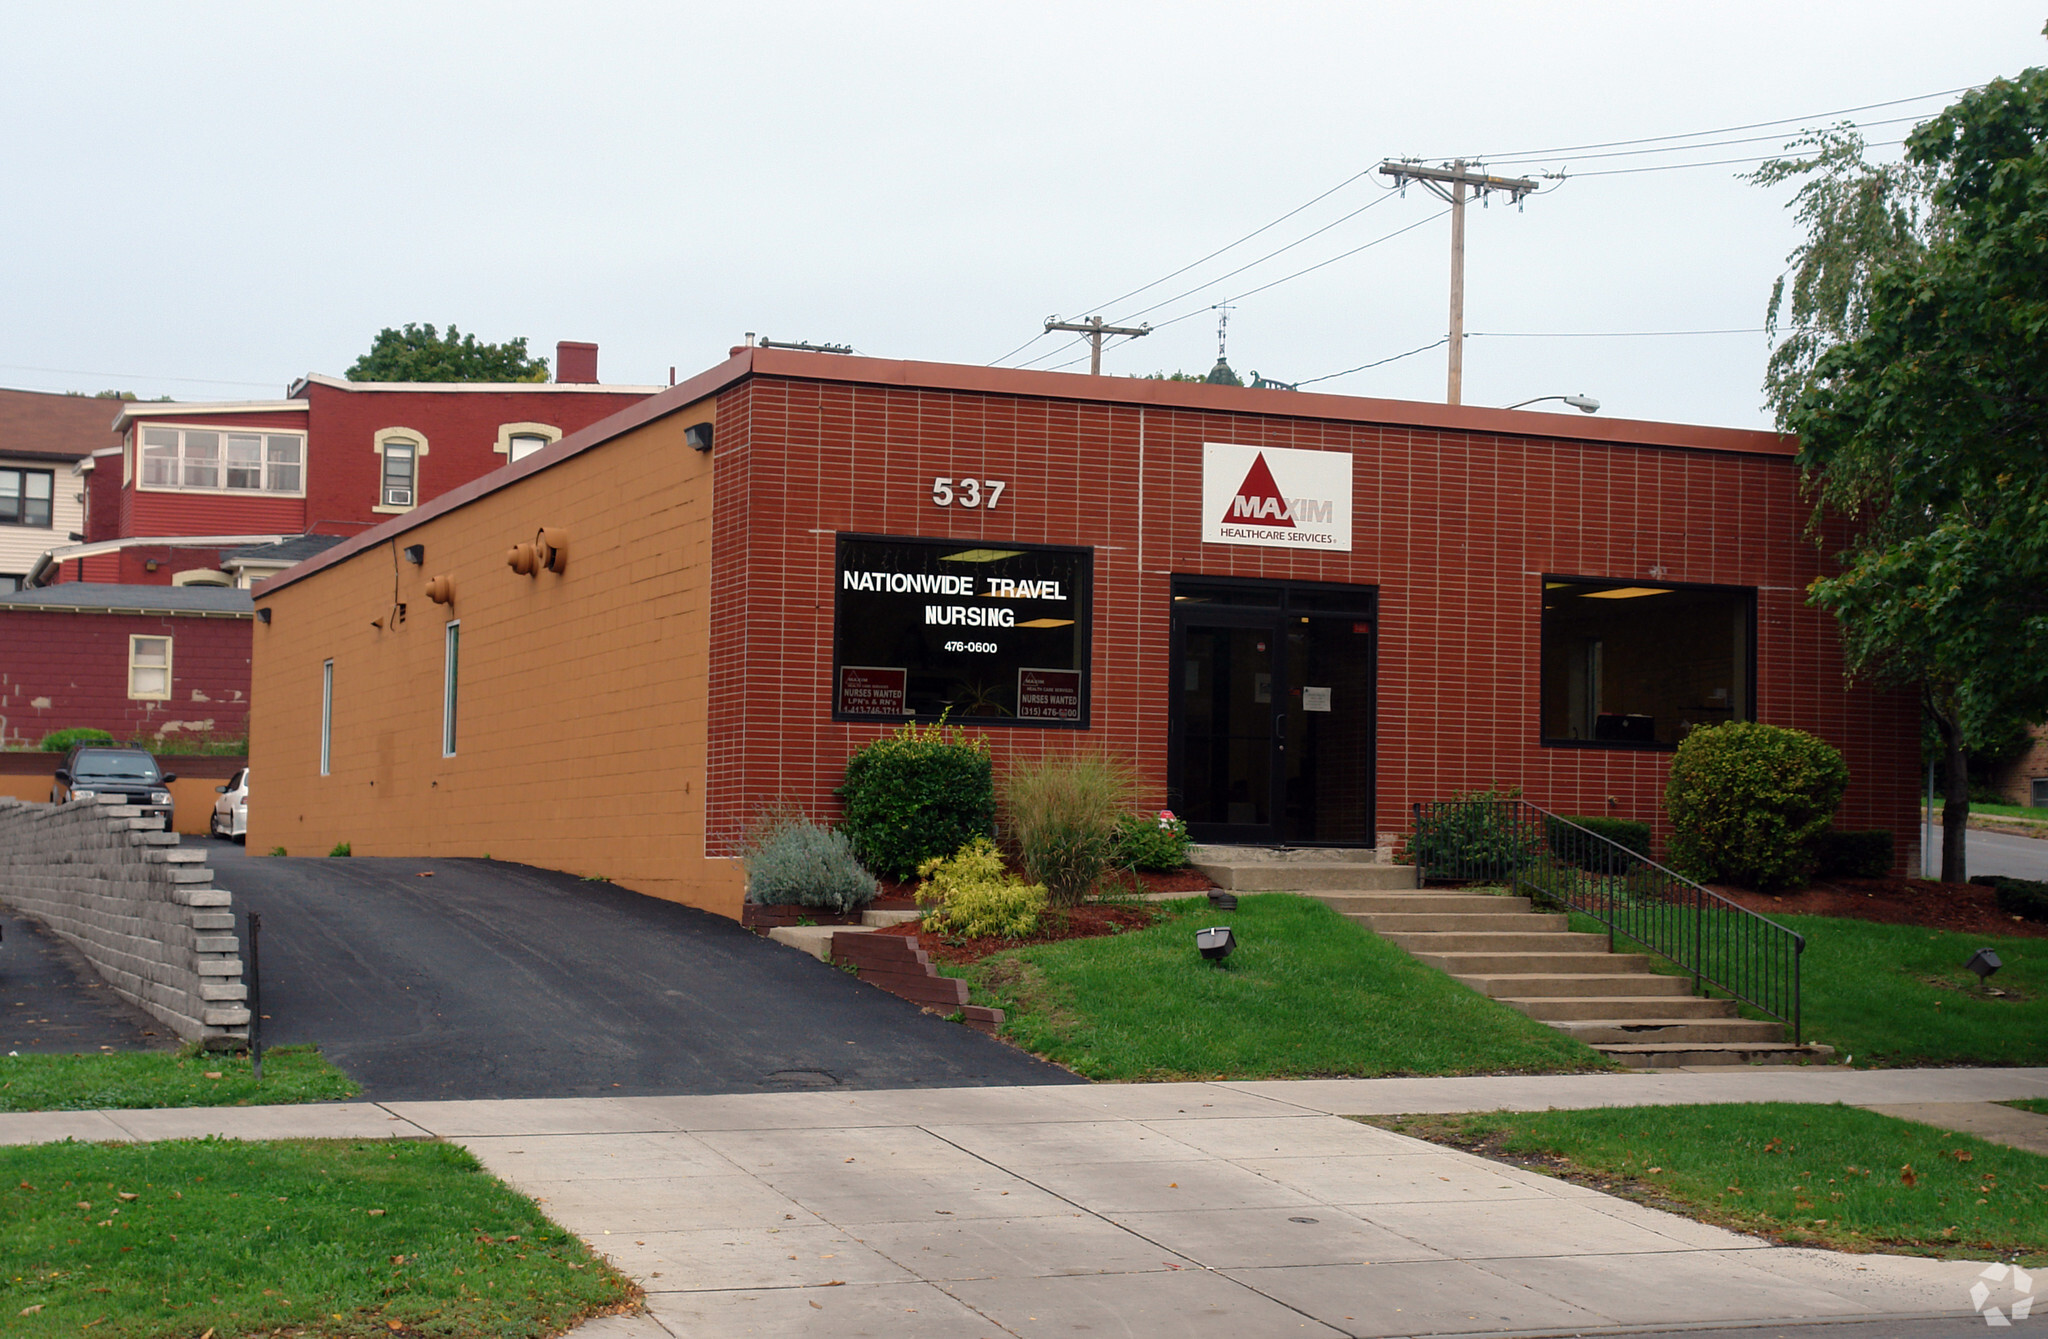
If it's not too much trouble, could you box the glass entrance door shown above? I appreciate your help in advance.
[1171,579,1377,846]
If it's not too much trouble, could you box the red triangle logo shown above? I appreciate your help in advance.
[1221,452,1295,528]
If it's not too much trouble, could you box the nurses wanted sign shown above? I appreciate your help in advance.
[1201,443,1353,552]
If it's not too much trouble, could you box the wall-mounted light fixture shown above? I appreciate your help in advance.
[403,544,425,565]
[144,558,159,573]
[256,607,271,624]
[425,575,455,605]
[685,422,714,453]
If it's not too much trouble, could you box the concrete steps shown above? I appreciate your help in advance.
[1189,847,1830,1068]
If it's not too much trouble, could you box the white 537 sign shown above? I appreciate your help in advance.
[1201,443,1352,552]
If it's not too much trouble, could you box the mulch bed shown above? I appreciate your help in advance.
[1710,876,2048,939]
[871,903,1164,966]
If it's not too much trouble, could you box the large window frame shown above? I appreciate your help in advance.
[831,533,1094,729]
[136,426,304,496]
[128,635,172,700]
[372,428,428,513]
[0,467,54,527]
[1539,574,1757,752]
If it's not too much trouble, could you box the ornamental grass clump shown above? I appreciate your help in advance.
[1000,752,1135,906]
[916,838,1047,938]
[1665,721,1848,891]
[743,812,878,914]
[838,715,995,880]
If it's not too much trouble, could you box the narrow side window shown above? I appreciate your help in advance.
[442,623,460,758]
[320,658,334,776]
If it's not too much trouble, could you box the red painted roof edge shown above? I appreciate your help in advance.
[257,346,1792,598]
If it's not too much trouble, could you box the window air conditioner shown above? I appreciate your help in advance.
[385,487,413,507]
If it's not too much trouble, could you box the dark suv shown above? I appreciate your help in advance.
[52,747,177,827]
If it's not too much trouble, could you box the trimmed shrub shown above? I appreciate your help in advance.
[1408,787,1540,880]
[743,816,877,913]
[1665,722,1849,892]
[39,727,115,752]
[1545,814,1653,872]
[916,838,1047,938]
[1113,809,1191,872]
[1814,828,1896,879]
[1000,753,1134,906]
[837,718,995,881]
[1971,875,2048,924]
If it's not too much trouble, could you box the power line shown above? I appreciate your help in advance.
[1441,85,1971,163]
[1295,338,1450,386]
[1556,142,1907,178]
[1471,328,1768,338]
[1481,115,1925,168]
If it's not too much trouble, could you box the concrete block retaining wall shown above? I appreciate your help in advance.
[0,795,248,1047]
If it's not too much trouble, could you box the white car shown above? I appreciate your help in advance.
[210,767,249,843]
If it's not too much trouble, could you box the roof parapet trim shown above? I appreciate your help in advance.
[287,372,665,396]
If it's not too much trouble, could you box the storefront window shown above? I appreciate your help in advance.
[833,534,1092,726]
[1540,577,1754,748]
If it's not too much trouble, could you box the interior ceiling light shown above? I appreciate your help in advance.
[940,549,1027,564]
[1014,618,1075,629]
[1582,586,1674,600]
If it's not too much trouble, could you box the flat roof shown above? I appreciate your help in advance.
[288,372,666,395]
[112,400,308,432]
[0,583,253,616]
[258,347,1797,598]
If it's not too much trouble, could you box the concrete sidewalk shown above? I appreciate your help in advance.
[4,1067,2045,1338]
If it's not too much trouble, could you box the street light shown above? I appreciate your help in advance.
[1504,394,1600,413]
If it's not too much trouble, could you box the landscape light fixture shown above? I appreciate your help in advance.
[1195,926,1236,963]
[1504,394,1601,413]
[1966,947,2003,981]
[1207,890,1239,911]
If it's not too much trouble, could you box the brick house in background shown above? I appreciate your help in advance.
[33,341,659,587]
[0,388,121,590]
[0,584,252,748]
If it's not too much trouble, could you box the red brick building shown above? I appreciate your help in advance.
[248,349,1921,915]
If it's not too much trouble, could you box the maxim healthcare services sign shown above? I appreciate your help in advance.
[1201,443,1353,552]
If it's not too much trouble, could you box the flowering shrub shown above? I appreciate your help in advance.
[1113,809,1192,871]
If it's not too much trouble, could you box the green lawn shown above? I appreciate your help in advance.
[1367,1102,2047,1265]
[0,1137,635,1337]
[2003,1097,2048,1117]
[1962,802,2048,822]
[947,894,1613,1081]
[0,1045,358,1112]
[1565,910,2046,1067]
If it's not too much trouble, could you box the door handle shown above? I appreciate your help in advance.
[1275,713,1287,750]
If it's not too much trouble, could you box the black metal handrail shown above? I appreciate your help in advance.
[1409,798,1805,1043]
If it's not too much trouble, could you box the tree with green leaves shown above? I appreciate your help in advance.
[1763,61,2048,883]
[346,324,550,383]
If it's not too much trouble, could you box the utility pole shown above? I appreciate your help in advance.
[1377,159,1540,405]
[1044,315,1152,375]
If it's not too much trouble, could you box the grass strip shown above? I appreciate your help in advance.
[0,1045,358,1112]
[1965,802,2048,822]
[1559,910,2046,1067]
[2002,1097,2048,1117]
[948,893,1614,1081]
[1,1137,635,1337]
[1364,1102,2046,1265]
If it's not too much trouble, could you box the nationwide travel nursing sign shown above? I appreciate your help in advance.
[1201,443,1353,552]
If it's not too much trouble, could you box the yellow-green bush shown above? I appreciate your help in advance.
[916,838,1048,938]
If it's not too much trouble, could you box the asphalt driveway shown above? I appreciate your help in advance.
[201,840,1079,1102]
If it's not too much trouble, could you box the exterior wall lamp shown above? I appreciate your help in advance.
[1504,394,1600,413]
[685,422,714,453]
[404,544,425,565]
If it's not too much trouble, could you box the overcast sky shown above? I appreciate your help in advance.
[3,3,2040,428]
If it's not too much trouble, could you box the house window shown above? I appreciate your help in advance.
[129,635,172,700]
[373,428,427,511]
[320,658,333,776]
[1541,577,1754,748]
[495,422,562,462]
[442,622,460,757]
[136,427,304,495]
[0,468,54,527]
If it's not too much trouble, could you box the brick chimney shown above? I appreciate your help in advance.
[555,341,599,384]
